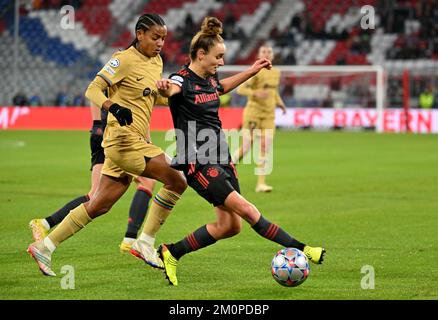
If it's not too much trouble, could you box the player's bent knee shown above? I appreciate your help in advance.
[96,207,111,217]
[217,224,241,239]
[136,176,156,191]
[236,203,259,224]
[227,223,242,237]
[168,176,187,194]
[85,203,112,218]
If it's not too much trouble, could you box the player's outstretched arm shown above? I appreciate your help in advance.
[276,91,287,114]
[156,79,182,97]
[219,58,272,94]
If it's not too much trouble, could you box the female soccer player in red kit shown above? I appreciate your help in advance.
[154,17,325,286]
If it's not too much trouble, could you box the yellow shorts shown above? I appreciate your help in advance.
[242,111,275,136]
[102,135,163,179]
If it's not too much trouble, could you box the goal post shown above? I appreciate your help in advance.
[218,65,386,132]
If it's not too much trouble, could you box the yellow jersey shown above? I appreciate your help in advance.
[97,46,164,142]
[237,67,284,118]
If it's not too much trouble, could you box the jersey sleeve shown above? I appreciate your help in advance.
[169,73,186,95]
[236,75,257,97]
[169,73,184,87]
[213,73,224,93]
[97,52,131,86]
[85,75,110,108]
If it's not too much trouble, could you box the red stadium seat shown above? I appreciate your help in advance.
[73,0,113,36]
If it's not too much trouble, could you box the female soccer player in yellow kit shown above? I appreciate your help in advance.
[27,13,187,276]
[29,103,157,253]
[234,45,287,192]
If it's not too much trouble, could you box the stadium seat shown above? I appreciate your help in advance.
[1,0,436,106]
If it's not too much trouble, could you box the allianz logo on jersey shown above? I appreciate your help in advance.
[194,92,219,104]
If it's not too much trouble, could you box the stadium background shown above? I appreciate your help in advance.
[0,0,437,302]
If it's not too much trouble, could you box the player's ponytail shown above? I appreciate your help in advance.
[190,16,224,60]
[200,16,223,37]
[128,13,166,49]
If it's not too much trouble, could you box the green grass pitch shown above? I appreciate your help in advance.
[0,130,437,300]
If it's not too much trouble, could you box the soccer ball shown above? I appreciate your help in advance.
[271,248,310,287]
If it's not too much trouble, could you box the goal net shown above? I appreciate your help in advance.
[218,65,386,132]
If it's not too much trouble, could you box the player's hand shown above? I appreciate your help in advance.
[90,120,104,155]
[109,103,133,126]
[249,58,272,75]
[156,78,174,97]
[90,120,103,136]
[156,78,172,90]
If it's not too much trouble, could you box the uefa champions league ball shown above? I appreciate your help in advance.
[271,248,310,287]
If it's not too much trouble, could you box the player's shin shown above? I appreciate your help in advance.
[47,203,93,247]
[166,225,217,260]
[132,188,180,268]
[126,188,152,239]
[139,188,180,241]
[251,215,305,251]
[45,195,90,228]
[120,188,152,252]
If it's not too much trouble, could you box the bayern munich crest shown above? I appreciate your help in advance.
[206,167,219,178]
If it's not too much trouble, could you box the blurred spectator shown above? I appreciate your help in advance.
[29,93,43,106]
[222,12,246,40]
[12,92,29,106]
[392,4,412,33]
[224,11,236,28]
[335,53,346,65]
[277,28,295,47]
[32,0,43,9]
[270,26,280,39]
[350,31,371,56]
[322,92,333,108]
[283,51,296,65]
[290,13,302,32]
[55,90,69,106]
[72,93,85,106]
[332,90,347,109]
[329,79,346,109]
[387,78,403,109]
[70,0,84,9]
[19,3,30,14]
[272,53,283,65]
[174,14,196,42]
[419,85,435,109]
